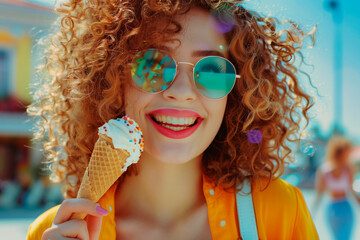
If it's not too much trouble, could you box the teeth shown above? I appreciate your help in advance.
[173,118,179,125]
[153,115,197,126]
[160,124,189,131]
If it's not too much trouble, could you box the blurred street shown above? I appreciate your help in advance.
[0,207,45,240]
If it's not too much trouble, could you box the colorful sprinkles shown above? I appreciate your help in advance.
[98,115,144,171]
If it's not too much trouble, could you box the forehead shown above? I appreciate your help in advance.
[165,7,228,56]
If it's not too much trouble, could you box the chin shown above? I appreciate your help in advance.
[149,146,204,165]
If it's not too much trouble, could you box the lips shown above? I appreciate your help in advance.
[147,109,203,139]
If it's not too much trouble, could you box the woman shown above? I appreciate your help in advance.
[314,136,360,240]
[27,0,318,239]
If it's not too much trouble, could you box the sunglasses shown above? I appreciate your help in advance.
[130,49,240,99]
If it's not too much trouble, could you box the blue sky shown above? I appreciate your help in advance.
[26,0,360,142]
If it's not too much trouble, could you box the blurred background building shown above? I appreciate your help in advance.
[0,0,359,239]
[0,0,62,213]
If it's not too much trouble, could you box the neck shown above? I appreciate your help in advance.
[115,152,205,226]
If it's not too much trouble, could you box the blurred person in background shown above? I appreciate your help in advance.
[314,135,360,240]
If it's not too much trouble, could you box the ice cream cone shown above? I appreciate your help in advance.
[78,134,129,200]
[71,116,143,220]
[72,135,130,219]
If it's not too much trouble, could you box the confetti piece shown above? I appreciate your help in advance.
[247,129,263,144]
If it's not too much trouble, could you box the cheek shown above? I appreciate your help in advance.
[205,98,227,141]
[211,98,227,124]
[123,85,146,119]
[124,88,135,114]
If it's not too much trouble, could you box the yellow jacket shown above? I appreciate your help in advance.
[27,177,318,239]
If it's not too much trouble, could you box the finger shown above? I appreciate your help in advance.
[54,199,108,224]
[57,219,90,240]
[85,215,103,240]
[42,234,75,240]
[43,234,76,240]
[42,220,89,240]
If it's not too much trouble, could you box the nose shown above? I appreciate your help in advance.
[162,63,197,102]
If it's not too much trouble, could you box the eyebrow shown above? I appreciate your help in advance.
[192,50,225,58]
[157,46,225,58]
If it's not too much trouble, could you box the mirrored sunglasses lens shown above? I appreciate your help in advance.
[194,57,236,99]
[131,49,176,93]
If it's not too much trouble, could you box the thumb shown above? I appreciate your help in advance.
[86,214,104,240]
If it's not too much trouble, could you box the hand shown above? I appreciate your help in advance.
[42,199,108,240]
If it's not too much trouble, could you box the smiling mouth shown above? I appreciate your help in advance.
[149,114,200,131]
[146,109,203,139]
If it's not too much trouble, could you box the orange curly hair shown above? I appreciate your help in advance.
[28,0,315,198]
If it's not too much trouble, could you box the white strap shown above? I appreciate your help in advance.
[236,179,259,240]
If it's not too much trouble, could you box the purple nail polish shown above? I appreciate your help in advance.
[96,205,108,215]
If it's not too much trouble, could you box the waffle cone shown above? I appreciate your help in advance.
[77,134,130,202]
[71,135,130,219]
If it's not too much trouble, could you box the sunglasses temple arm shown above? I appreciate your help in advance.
[236,74,241,79]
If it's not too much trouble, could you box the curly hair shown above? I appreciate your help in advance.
[28,0,316,198]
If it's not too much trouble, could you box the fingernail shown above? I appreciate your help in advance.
[96,205,108,215]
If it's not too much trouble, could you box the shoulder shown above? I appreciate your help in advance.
[253,177,300,200]
[252,178,305,221]
[252,177,318,239]
[26,205,60,240]
[252,177,315,217]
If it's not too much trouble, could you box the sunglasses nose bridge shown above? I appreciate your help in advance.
[175,61,200,89]
[178,61,195,67]
[177,61,196,81]
[162,61,198,101]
